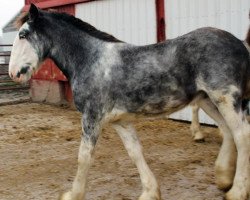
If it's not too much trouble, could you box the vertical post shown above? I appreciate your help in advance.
[155,0,166,42]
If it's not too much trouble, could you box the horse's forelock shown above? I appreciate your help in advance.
[15,12,29,29]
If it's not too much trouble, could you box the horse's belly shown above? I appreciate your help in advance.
[105,98,188,124]
[136,98,187,115]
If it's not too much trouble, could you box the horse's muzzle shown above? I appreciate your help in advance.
[9,66,31,83]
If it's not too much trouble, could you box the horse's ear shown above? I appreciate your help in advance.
[29,3,39,22]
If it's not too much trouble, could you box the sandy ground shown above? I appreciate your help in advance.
[0,103,224,200]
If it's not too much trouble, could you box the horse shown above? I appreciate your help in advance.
[190,27,250,142]
[9,4,250,200]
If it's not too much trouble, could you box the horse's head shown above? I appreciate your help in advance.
[9,4,51,83]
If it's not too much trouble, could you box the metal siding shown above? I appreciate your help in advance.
[165,0,249,39]
[165,0,250,125]
[76,0,157,45]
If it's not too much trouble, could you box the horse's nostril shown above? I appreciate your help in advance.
[16,71,21,78]
[10,73,13,78]
[16,66,30,78]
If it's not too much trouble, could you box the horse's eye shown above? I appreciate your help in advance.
[19,33,26,40]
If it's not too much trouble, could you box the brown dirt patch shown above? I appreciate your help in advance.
[0,103,223,200]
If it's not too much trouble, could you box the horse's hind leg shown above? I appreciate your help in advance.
[207,89,250,200]
[196,98,236,190]
[60,117,101,200]
[112,122,161,200]
[190,104,205,142]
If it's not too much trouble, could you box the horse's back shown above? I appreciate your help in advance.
[110,27,249,114]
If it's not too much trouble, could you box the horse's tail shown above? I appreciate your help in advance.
[243,13,250,98]
[243,12,250,99]
[247,12,250,46]
[243,12,250,52]
[243,26,250,52]
[246,27,250,47]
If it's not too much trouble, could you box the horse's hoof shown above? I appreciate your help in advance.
[138,188,161,200]
[59,191,72,200]
[225,187,249,200]
[215,167,234,191]
[192,130,205,142]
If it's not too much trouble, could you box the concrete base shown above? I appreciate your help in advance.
[30,79,67,105]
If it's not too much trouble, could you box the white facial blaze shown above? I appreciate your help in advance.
[9,22,40,83]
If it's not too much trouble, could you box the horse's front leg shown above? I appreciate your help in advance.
[60,115,101,200]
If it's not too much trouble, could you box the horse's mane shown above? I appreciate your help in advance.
[15,10,122,43]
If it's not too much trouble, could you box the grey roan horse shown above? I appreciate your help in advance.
[9,4,250,200]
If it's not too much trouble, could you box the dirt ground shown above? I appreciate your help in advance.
[0,103,224,200]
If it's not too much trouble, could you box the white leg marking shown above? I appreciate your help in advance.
[60,139,94,200]
[197,98,236,190]
[190,104,205,142]
[217,105,250,200]
[112,122,161,200]
[206,87,250,200]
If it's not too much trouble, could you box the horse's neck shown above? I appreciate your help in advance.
[49,33,103,81]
